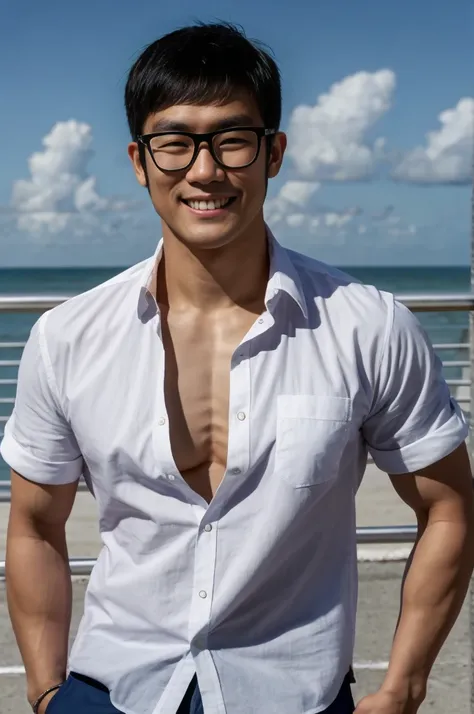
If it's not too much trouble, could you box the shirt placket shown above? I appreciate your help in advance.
[186,337,253,647]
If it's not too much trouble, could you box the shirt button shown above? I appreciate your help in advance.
[231,467,241,475]
[167,474,175,481]
[158,417,166,426]
[204,524,212,532]
[237,411,246,421]
[199,590,207,599]
[258,318,264,324]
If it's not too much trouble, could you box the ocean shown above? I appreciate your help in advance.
[0,265,471,481]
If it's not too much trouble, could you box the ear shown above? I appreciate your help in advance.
[267,132,287,179]
[128,142,148,187]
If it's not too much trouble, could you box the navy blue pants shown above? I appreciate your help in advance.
[46,671,355,713]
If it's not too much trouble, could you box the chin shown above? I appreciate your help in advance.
[175,222,241,250]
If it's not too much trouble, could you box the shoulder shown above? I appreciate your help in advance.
[286,247,395,328]
[36,258,152,350]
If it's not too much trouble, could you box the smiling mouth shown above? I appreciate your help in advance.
[181,197,236,211]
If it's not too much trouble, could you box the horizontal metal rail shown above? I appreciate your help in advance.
[1,292,474,313]
[0,525,419,577]
[2,359,470,372]
[0,295,73,312]
[433,343,469,350]
[394,293,474,312]
[4,339,471,352]
[6,338,465,352]
[0,479,89,501]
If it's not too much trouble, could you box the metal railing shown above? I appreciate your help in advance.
[0,523,419,578]
[1,292,473,313]
[0,292,473,554]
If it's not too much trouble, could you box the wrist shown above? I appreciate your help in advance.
[380,672,427,708]
[27,677,65,707]
[29,683,64,713]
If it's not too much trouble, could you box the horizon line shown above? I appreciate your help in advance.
[0,264,471,271]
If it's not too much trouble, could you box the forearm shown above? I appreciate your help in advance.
[382,516,474,704]
[6,523,72,703]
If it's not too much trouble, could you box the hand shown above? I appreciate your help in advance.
[355,689,421,714]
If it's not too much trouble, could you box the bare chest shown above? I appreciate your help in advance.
[161,308,259,501]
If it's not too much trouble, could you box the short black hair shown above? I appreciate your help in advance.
[125,22,282,140]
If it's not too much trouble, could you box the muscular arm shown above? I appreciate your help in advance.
[6,469,78,709]
[376,444,474,710]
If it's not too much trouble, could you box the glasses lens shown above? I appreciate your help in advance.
[148,134,195,170]
[213,130,259,168]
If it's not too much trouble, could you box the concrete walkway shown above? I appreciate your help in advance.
[0,462,416,560]
[0,564,470,714]
[0,464,470,714]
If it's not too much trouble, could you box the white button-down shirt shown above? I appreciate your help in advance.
[1,232,467,714]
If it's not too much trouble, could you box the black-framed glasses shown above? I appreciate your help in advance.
[137,127,277,172]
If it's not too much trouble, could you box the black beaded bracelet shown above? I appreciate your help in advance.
[32,683,63,713]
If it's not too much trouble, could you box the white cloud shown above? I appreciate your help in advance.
[264,180,360,240]
[323,213,353,229]
[286,69,396,181]
[264,180,320,228]
[386,223,417,237]
[278,181,320,207]
[11,120,134,236]
[392,98,474,184]
[366,202,418,238]
[286,213,307,228]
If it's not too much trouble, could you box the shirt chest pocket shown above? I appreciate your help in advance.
[275,395,352,488]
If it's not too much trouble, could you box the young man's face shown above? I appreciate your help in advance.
[128,93,286,250]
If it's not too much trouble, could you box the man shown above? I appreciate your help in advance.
[2,22,473,714]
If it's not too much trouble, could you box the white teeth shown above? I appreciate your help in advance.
[186,198,231,210]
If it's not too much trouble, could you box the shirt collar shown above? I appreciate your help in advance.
[137,226,308,322]
[265,227,308,319]
[137,241,163,322]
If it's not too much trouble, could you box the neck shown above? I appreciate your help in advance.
[156,219,270,312]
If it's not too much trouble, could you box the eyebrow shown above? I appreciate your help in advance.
[148,114,258,133]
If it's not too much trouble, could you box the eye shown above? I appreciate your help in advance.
[157,141,189,150]
[150,135,193,152]
[221,137,249,146]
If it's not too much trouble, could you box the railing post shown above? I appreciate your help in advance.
[471,308,474,714]
[468,150,474,714]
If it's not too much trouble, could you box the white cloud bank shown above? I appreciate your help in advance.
[287,69,396,181]
[392,97,474,184]
[264,180,320,226]
[11,120,133,235]
[264,180,360,239]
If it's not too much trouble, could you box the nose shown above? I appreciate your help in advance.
[185,143,225,184]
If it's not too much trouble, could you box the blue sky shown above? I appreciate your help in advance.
[0,0,472,267]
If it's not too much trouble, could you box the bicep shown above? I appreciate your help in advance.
[9,469,78,530]
[389,443,474,522]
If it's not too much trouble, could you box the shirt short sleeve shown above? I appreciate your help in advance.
[0,314,83,484]
[362,296,468,474]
